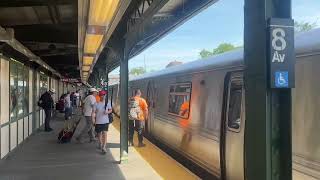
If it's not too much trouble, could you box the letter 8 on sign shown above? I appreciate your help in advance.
[272,28,287,51]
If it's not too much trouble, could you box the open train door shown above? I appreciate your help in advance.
[222,72,245,180]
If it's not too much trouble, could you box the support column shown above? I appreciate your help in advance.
[120,48,129,163]
[244,0,292,180]
[97,68,104,89]
[93,73,99,88]
[105,66,110,100]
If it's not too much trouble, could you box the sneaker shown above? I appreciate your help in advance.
[102,147,107,154]
[138,143,146,147]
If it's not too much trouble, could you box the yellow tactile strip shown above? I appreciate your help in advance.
[112,117,199,180]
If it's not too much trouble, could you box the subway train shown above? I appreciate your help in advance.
[109,28,320,180]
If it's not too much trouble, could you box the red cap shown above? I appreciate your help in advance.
[99,90,107,96]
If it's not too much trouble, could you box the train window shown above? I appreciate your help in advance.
[227,80,242,131]
[168,83,191,119]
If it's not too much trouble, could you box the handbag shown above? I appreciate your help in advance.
[108,113,113,123]
[105,99,113,123]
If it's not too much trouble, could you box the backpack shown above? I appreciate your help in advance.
[37,100,44,108]
[38,94,45,108]
[128,97,141,120]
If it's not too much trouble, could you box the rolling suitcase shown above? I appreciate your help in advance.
[58,118,81,143]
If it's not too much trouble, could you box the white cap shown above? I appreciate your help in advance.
[89,88,98,92]
[49,88,56,93]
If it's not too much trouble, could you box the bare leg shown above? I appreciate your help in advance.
[102,131,108,148]
[98,133,103,149]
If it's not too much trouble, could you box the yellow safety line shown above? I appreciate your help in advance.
[112,117,199,180]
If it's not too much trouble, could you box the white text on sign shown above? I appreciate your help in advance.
[272,28,286,63]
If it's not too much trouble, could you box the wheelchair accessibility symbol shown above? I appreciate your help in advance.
[275,71,289,88]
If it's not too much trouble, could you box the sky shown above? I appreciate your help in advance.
[110,0,320,74]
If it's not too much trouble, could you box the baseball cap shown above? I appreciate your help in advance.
[99,90,107,96]
[49,88,56,93]
[89,88,98,92]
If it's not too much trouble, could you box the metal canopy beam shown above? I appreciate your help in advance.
[0,0,76,7]
[8,24,77,44]
[244,0,292,180]
[0,26,61,77]
[125,0,216,58]
[95,0,216,74]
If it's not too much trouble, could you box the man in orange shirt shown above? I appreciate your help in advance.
[95,94,100,102]
[179,100,192,149]
[179,100,190,128]
[128,89,148,147]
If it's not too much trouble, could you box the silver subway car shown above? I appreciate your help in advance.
[110,28,320,180]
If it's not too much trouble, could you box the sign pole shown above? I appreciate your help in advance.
[120,46,129,163]
[244,0,293,179]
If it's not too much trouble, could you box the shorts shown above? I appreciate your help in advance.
[95,123,109,133]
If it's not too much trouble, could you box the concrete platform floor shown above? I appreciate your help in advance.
[0,112,161,180]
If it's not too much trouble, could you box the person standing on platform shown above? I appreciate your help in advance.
[76,88,98,143]
[75,90,80,107]
[128,89,148,147]
[93,90,112,154]
[64,91,72,120]
[39,89,55,132]
[70,92,76,114]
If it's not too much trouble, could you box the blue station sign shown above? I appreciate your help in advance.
[268,18,295,88]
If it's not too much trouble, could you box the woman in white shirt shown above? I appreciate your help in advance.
[93,90,112,154]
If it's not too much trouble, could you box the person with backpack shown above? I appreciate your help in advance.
[38,89,55,132]
[76,88,98,143]
[128,89,148,147]
[93,90,112,154]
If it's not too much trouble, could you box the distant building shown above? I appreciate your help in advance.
[165,60,183,68]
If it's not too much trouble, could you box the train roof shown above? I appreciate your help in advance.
[131,28,320,82]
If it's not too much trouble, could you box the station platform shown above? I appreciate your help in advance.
[0,110,198,180]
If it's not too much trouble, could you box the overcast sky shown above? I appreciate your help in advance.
[110,0,320,74]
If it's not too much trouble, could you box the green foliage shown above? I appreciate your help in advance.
[129,67,146,76]
[212,43,236,55]
[200,43,239,59]
[294,21,318,33]
[199,49,213,59]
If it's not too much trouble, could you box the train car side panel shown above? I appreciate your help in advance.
[292,54,320,179]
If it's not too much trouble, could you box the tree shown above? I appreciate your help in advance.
[199,49,213,59]
[200,43,238,59]
[295,21,318,33]
[129,67,146,76]
[212,43,236,54]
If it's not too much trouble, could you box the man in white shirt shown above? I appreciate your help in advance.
[76,88,98,143]
[74,90,80,107]
[93,90,112,154]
